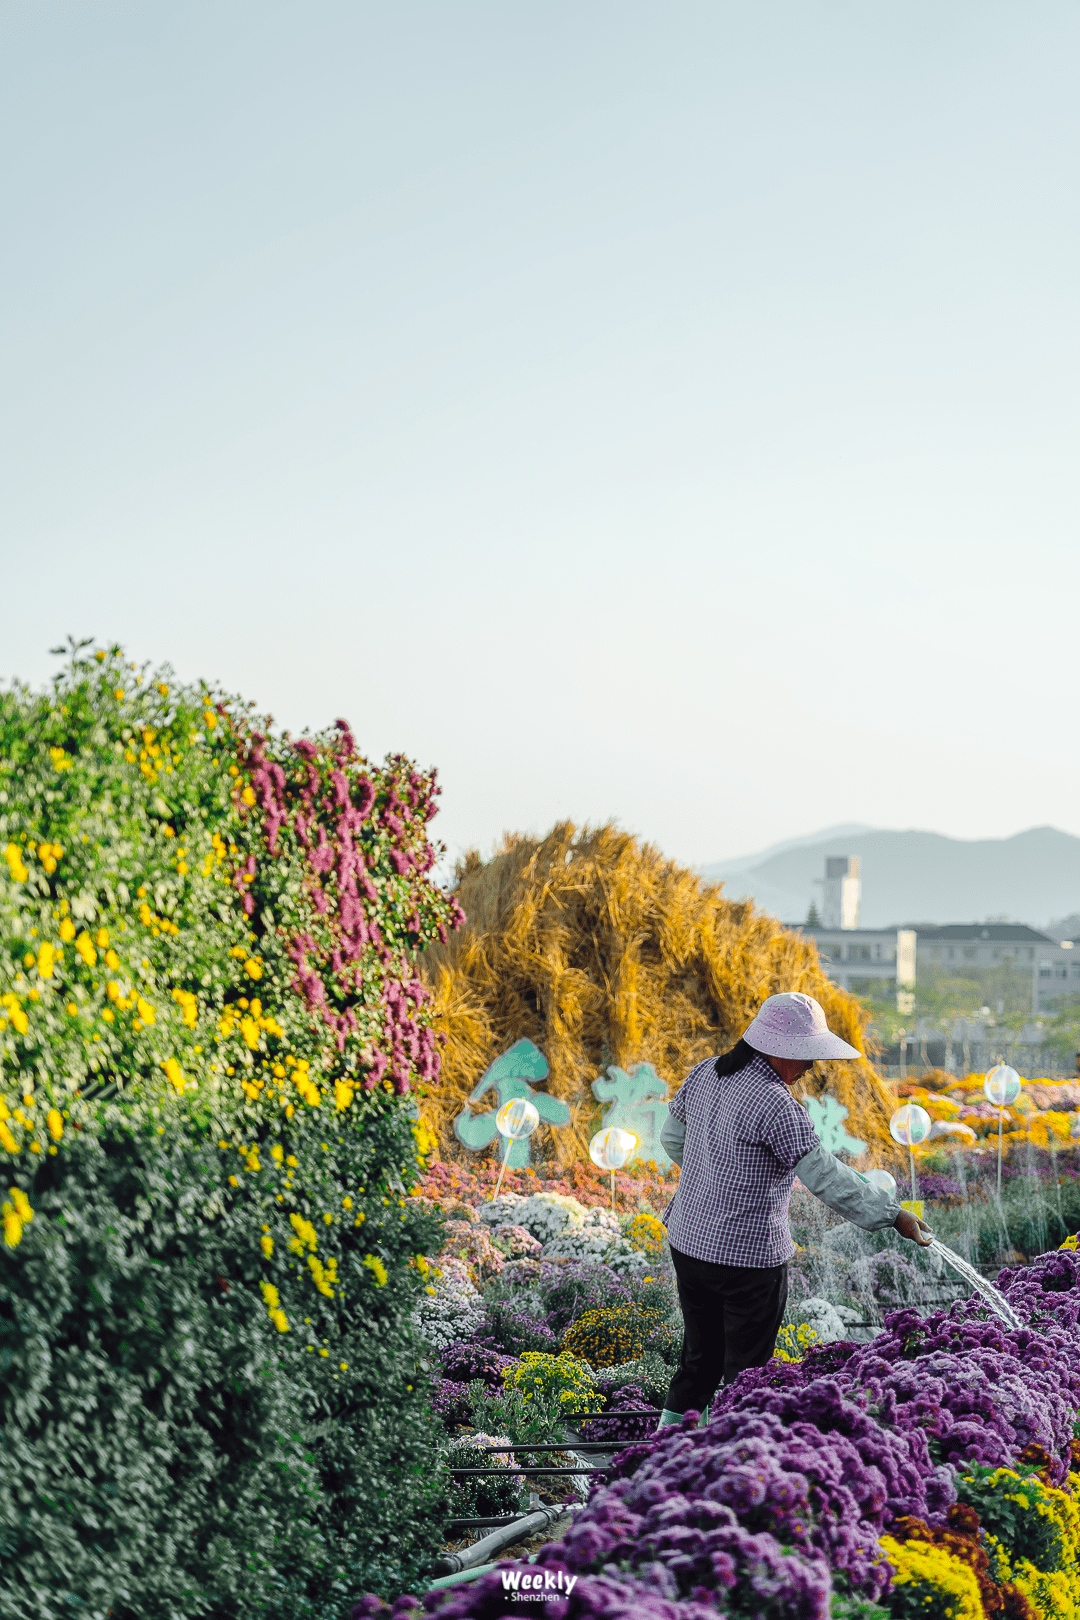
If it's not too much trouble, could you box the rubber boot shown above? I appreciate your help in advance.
[698,1404,710,1428]
[655,1408,683,1430]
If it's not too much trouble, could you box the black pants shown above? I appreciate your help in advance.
[664,1244,788,1415]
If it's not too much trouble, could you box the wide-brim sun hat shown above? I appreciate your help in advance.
[742,992,860,1062]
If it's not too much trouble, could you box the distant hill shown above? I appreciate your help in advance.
[700,826,1080,930]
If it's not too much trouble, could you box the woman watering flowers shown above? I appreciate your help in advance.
[657,991,931,1428]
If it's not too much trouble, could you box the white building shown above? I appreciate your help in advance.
[821,856,861,930]
[802,920,1079,1014]
[804,926,915,997]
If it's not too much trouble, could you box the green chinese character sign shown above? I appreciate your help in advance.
[804,1094,866,1158]
[592,1061,672,1169]
[453,1038,571,1166]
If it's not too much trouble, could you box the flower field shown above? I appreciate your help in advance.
[358,1214,1080,1620]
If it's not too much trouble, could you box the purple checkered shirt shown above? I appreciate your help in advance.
[662,1052,818,1267]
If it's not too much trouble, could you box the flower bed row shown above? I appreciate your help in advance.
[358,1236,1080,1619]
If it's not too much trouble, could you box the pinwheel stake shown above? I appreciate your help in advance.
[984,1063,1021,1203]
[588,1126,639,1214]
[889,1104,932,1204]
[491,1098,540,1203]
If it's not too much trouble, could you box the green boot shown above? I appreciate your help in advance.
[655,1408,683,1430]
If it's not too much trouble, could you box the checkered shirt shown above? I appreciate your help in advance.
[662,1052,818,1267]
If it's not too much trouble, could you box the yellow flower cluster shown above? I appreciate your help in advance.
[171,989,198,1028]
[773,1322,820,1363]
[363,1254,388,1286]
[308,1252,339,1297]
[503,1351,603,1413]
[980,1468,1080,1620]
[411,1116,438,1163]
[4,842,30,883]
[289,1212,318,1253]
[563,1304,663,1369]
[259,1281,290,1333]
[626,1211,667,1258]
[1,1185,34,1248]
[0,994,29,1036]
[987,1533,1080,1620]
[878,1534,983,1619]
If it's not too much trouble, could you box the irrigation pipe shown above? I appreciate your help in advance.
[425,1501,571,1578]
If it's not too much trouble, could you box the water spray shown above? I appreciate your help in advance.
[926,1237,1022,1331]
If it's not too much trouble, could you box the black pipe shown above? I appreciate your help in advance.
[445,1515,531,1532]
[450,1441,636,1454]
[446,1466,604,1477]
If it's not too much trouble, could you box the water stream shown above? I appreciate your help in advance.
[925,1237,1022,1331]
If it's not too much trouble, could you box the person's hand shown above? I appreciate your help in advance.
[894,1209,933,1246]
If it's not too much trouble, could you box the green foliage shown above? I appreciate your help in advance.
[0,644,463,1612]
[598,1353,671,1408]
[954,1467,1067,1574]
[443,1439,529,1520]
[629,1271,678,1318]
[829,1600,888,1620]
[644,1315,683,1367]
[466,1381,565,1448]
[0,1123,447,1617]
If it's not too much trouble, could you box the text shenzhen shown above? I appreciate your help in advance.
[500,1566,579,1602]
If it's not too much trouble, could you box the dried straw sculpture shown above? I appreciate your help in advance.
[420,822,895,1166]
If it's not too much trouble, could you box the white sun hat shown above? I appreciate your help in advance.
[742,992,860,1062]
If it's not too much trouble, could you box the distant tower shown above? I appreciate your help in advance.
[822,856,860,930]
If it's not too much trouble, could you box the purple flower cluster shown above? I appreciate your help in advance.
[481,1302,558,1357]
[429,1380,472,1427]
[539,1261,633,1338]
[438,1340,516,1389]
[581,1383,655,1444]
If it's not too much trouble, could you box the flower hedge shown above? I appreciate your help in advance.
[0,643,463,1616]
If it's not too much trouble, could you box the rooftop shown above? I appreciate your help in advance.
[911,923,1055,944]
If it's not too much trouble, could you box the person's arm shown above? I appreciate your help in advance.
[794,1140,930,1242]
[660,1112,686,1167]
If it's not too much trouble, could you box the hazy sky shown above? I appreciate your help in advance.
[3,3,1077,873]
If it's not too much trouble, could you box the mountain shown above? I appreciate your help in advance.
[705,824,875,879]
[699,826,1080,930]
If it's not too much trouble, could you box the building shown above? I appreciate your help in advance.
[916,923,1080,1014]
[797,854,1080,1013]
[801,920,1079,1014]
[802,926,915,997]
[821,856,860,930]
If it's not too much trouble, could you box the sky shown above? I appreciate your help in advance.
[2,2,1078,875]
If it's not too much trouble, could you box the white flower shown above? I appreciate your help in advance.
[509,1192,590,1243]
[414,1256,486,1350]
